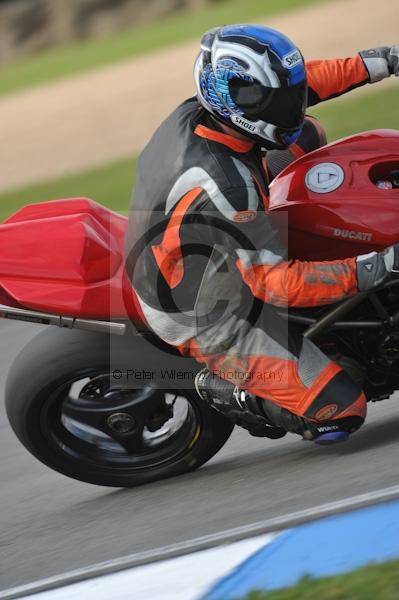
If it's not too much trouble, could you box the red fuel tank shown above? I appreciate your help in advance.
[268,129,399,260]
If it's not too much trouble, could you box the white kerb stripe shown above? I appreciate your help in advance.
[3,485,399,600]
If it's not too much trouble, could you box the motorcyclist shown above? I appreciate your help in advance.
[126,25,399,444]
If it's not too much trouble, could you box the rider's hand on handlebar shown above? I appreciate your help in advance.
[386,47,399,76]
[382,244,399,274]
[359,46,399,81]
[356,244,399,292]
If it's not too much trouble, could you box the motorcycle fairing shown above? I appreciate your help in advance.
[269,129,399,260]
[1,130,399,320]
[0,198,142,320]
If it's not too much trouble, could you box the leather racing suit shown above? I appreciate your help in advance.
[126,55,374,432]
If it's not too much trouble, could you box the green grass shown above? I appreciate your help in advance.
[245,559,399,599]
[0,157,137,223]
[0,84,397,223]
[310,83,399,140]
[0,0,325,97]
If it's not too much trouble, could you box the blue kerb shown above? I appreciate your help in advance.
[202,499,399,600]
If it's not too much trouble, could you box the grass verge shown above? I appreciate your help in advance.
[0,84,397,222]
[0,157,136,223]
[0,0,325,97]
[245,559,399,599]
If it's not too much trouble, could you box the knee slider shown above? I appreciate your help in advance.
[305,369,367,422]
[327,415,365,434]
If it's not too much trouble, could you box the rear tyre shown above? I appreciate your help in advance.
[5,327,234,487]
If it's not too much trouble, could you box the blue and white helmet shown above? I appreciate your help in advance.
[194,25,308,149]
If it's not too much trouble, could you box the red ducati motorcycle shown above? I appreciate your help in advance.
[2,130,399,487]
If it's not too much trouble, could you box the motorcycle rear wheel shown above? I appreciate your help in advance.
[5,327,234,487]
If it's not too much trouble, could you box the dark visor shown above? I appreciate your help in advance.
[229,79,308,129]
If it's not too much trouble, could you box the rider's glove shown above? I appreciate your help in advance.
[359,46,399,82]
[356,245,399,291]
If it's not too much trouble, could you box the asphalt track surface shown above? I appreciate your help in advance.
[1,321,399,591]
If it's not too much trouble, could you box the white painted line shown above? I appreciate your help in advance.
[13,534,278,600]
[2,483,399,600]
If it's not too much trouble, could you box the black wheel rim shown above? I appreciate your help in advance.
[39,371,201,471]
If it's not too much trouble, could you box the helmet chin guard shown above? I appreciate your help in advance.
[194,24,308,149]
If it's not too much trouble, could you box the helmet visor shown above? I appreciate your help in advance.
[229,79,308,129]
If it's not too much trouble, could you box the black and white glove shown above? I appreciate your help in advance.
[356,245,399,291]
[359,46,399,82]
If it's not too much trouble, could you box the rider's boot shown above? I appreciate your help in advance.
[195,368,358,444]
[259,399,353,445]
[194,368,286,439]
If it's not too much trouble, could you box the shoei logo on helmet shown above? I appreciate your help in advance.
[231,114,256,132]
[282,49,302,69]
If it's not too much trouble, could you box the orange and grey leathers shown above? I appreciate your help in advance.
[126,55,395,436]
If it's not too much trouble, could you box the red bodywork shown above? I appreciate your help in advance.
[269,129,399,259]
[0,198,143,320]
[0,129,398,320]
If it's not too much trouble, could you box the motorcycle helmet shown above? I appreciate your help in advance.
[194,24,308,149]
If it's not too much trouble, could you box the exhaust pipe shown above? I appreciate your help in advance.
[0,304,126,336]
